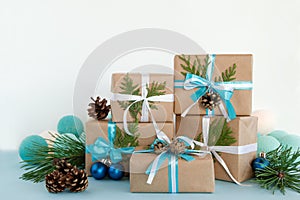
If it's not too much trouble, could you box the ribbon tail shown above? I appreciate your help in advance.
[146,152,167,184]
[181,96,201,117]
[224,100,236,121]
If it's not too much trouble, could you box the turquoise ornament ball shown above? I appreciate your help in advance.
[19,135,48,161]
[257,135,280,156]
[280,135,300,151]
[268,130,288,141]
[57,115,84,137]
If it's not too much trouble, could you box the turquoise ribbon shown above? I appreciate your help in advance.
[86,121,135,163]
[176,54,253,120]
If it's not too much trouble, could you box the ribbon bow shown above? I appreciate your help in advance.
[111,73,174,136]
[193,116,257,185]
[181,54,253,121]
[86,121,135,164]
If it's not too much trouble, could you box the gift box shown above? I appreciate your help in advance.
[176,115,257,182]
[174,54,253,118]
[85,119,174,176]
[130,153,215,193]
[111,73,174,123]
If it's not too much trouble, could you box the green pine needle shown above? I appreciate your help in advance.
[179,55,210,78]
[254,146,300,195]
[114,124,139,148]
[20,132,85,183]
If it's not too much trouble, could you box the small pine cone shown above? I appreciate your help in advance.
[65,167,88,192]
[154,142,166,154]
[199,92,221,110]
[168,140,186,155]
[45,170,66,193]
[53,158,73,174]
[88,96,111,120]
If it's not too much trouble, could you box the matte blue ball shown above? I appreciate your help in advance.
[252,157,270,170]
[19,135,48,161]
[90,162,108,180]
[57,115,84,137]
[108,163,124,180]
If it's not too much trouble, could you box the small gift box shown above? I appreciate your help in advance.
[174,54,253,120]
[85,119,174,176]
[130,135,215,193]
[176,115,258,182]
[111,73,174,123]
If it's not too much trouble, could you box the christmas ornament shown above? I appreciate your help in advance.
[19,135,48,161]
[252,152,269,170]
[254,146,300,194]
[57,115,84,137]
[108,163,124,180]
[252,110,276,135]
[257,135,280,156]
[45,170,65,193]
[88,96,111,120]
[199,91,221,110]
[90,162,108,180]
[280,134,300,151]
[20,132,85,183]
[268,130,288,140]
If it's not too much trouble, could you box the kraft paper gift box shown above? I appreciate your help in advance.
[130,153,215,193]
[174,54,253,117]
[111,73,174,123]
[85,119,174,176]
[176,115,258,182]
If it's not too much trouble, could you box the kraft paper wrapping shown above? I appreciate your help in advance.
[85,119,174,176]
[111,73,174,122]
[130,153,215,192]
[176,115,257,182]
[174,54,252,116]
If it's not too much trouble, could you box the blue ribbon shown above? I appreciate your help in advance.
[177,54,253,121]
[86,121,135,164]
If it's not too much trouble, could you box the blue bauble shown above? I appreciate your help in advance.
[57,115,84,137]
[108,163,124,180]
[252,157,270,170]
[90,162,108,180]
[19,135,48,161]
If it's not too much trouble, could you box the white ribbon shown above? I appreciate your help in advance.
[193,116,257,185]
[111,73,174,139]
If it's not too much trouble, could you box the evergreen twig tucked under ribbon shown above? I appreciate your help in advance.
[20,133,85,183]
[114,124,139,148]
[118,74,167,122]
[254,146,300,195]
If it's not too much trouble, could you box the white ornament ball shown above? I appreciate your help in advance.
[252,110,276,135]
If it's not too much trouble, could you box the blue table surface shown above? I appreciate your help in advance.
[0,151,299,200]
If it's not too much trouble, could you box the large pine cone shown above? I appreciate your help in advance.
[199,92,221,110]
[45,170,66,193]
[53,158,73,174]
[65,167,88,192]
[88,96,111,120]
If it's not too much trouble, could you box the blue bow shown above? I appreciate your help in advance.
[86,121,135,164]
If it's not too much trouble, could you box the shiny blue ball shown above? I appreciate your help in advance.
[90,162,108,180]
[252,157,270,170]
[108,163,124,180]
[57,115,84,137]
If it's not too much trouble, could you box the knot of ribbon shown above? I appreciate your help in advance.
[180,54,253,121]
[111,73,174,136]
[86,121,135,164]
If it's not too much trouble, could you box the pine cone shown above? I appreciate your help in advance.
[154,141,166,154]
[88,96,111,120]
[199,92,221,110]
[65,167,88,192]
[53,158,73,174]
[45,170,66,193]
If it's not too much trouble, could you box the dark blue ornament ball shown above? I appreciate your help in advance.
[90,162,108,180]
[252,157,270,170]
[108,163,124,180]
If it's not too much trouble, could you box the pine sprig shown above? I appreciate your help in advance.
[255,146,300,195]
[179,55,210,78]
[215,63,237,82]
[20,132,85,183]
[114,124,139,148]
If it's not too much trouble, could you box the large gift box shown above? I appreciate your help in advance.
[111,73,174,123]
[176,115,258,182]
[130,153,215,193]
[174,54,253,118]
[85,119,174,176]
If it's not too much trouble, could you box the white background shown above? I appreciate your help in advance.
[1,0,300,150]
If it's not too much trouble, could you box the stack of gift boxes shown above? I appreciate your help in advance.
[85,54,258,193]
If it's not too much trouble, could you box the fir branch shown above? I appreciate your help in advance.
[114,125,139,148]
[20,132,85,183]
[255,146,300,194]
[215,63,237,82]
[179,55,210,78]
